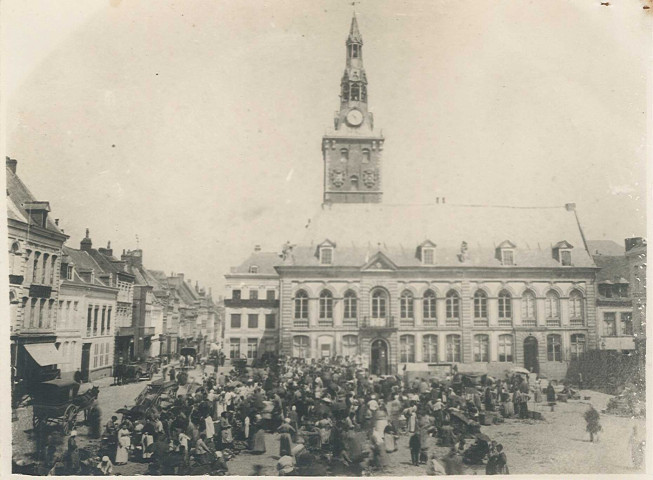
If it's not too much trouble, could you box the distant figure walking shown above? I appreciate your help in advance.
[584,405,602,442]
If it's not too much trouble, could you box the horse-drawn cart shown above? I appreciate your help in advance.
[31,380,99,434]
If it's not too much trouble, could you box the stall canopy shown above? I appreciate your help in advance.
[24,343,63,366]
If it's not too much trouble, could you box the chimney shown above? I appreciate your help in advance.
[565,203,576,211]
[55,219,59,226]
[254,245,261,252]
[121,249,143,268]
[625,237,646,252]
[99,241,114,257]
[436,197,440,204]
[6,157,17,174]
[80,228,93,251]
[442,197,446,204]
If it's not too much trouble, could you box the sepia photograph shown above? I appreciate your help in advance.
[2,0,650,476]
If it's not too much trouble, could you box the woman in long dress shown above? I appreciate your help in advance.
[250,415,267,454]
[374,404,389,435]
[220,412,233,449]
[277,418,296,457]
[371,429,389,472]
[316,414,333,448]
[115,425,131,465]
[383,423,397,453]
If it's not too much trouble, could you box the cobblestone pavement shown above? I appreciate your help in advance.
[13,371,645,475]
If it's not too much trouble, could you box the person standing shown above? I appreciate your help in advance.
[115,424,131,465]
[494,444,509,474]
[66,431,81,474]
[584,405,602,443]
[409,431,421,466]
[277,418,296,457]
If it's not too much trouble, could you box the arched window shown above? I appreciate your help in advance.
[498,290,512,324]
[340,148,349,162]
[446,291,460,325]
[343,290,358,323]
[570,334,586,360]
[29,298,38,328]
[400,335,415,363]
[351,84,360,101]
[41,253,49,284]
[423,290,437,323]
[521,290,537,325]
[473,334,489,362]
[371,289,387,318]
[400,290,414,320]
[294,290,309,321]
[498,334,513,362]
[342,82,350,101]
[362,149,371,163]
[545,291,560,325]
[473,290,488,319]
[342,335,358,358]
[50,256,57,285]
[319,290,333,323]
[293,335,310,358]
[350,175,359,189]
[446,334,461,362]
[547,334,562,361]
[569,290,584,325]
[361,84,367,102]
[33,252,41,284]
[423,334,438,362]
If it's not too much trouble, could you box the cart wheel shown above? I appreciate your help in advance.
[63,405,78,435]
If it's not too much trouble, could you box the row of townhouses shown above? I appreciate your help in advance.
[8,157,221,401]
[223,15,647,381]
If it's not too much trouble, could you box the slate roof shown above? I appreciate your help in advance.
[587,240,625,256]
[228,252,282,275]
[593,255,630,283]
[62,246,112,287]
[278,203,595,268]
[6,165,64,233]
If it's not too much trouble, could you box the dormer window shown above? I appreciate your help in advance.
[553,241,574,266]
[416,240,436,265]
[316,239,336,265]
[496,240,516,265]
[66,265,74,281]
[249,265,259,274]
[320,247,333,265]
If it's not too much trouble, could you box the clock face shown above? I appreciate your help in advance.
[346,109,363,127]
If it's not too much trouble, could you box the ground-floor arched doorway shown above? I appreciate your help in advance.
[371,339,389,376]
[523,336,540,374]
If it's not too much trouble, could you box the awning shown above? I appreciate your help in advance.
[24,343,62,366]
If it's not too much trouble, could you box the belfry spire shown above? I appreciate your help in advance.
[348,13,363,44]
[321,13,384,205]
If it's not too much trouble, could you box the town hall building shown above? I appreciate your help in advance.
[225,15,599,380]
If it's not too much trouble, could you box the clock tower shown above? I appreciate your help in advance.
[322,14,384,204]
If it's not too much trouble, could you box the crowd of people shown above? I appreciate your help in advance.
[91,355,526,475]
[50,353,621,476]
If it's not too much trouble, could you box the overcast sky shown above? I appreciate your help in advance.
[2,0,650,294]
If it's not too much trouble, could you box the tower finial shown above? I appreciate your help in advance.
[348,9,362,43]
